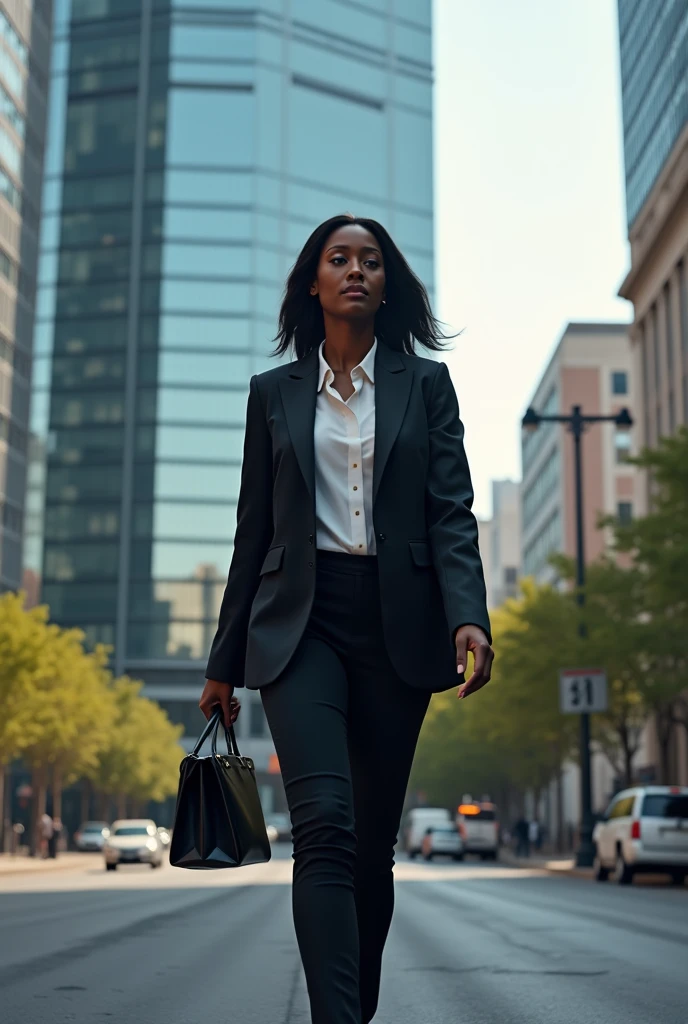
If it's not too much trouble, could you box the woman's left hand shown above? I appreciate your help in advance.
[455,626,493,699]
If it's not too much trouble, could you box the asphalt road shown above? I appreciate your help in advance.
[1,847,687,1024]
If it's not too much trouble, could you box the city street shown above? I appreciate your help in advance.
[1,848,686,1024]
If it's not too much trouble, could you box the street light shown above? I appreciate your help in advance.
[521,402,633,867]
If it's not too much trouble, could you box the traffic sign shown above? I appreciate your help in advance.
[559,669,608,714]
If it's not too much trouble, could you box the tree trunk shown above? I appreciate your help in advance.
[556,766,564,853]
[116,792,126,819]
[80,778,91,825]
[30,765,48,857]
[655,705,674,785]
[0,763,5,853]
[52,766,63,823]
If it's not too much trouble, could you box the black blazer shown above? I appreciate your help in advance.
[205,342,490,693]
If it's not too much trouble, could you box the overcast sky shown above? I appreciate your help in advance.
[433,0,633,519]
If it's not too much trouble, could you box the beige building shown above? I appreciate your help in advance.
[520,322,644,843]
[478,480,521,611]
[521,322,639,586]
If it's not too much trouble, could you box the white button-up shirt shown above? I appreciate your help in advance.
[314,339,377,556]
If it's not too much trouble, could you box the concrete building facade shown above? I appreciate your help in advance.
[617,0,688,788]
[0,0,51,592]
[478,480,520,611]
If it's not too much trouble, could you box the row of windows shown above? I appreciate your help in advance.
[35,313,263,357]
[42,349,254,391]
[43,539,231,583]
[48,422,245,466]
[0,500,22,533]
[0,333,30,378]
[0,410,27,452]
[521,385,558,475]
[0,10,27,66]
[0,165,21,211]
[522,447,560,526]
[45,461,243,505]
[44,499,238,542]
[0,48,23,103]
[0,80,23,137]
[523,509,561,580]
[43,576,228,625]
[40,385,248,429]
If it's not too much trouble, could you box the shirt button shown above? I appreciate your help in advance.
[355,511,360,516]
[353,463,358,468]
[353,485,358,491]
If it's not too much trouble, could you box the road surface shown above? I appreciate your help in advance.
[1,847,686,1023]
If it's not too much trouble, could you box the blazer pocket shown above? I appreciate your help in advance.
[259,544,285,575]
[409,541,432,568]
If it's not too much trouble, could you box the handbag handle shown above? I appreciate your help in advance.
[191,708,241,759]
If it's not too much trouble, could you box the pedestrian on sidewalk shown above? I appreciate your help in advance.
[39,812,53,859]
[200,214,493,1024]
[515,817,530,858]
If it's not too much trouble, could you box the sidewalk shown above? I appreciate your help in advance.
[0,851,100,875]
[500,850,593,879]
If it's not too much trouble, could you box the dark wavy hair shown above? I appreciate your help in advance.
[274,214,451,359]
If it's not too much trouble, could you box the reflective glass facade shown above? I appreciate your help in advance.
[618,0,688,226]
[0,2,51,592]
[30,0,434,753]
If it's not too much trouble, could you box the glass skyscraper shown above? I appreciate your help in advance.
[29,0,434,789]
[0,1,51,593]
[617,0,688,227]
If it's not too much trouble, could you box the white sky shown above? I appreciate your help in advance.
[433,0,633,519]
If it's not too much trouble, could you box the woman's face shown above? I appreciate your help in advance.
[310,224,386,322]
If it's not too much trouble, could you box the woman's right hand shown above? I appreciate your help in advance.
[199,678,241,729]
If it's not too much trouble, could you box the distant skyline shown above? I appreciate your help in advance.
[433,0,633,519]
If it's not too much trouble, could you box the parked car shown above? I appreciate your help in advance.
[103,819,164,871]
[74,821,110,852]
[403,807,452,859]
[421,825,464,862]
[265,813,291,843]
[593,786,688,885]
[456,801,500,860]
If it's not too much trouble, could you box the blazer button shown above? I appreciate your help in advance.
[308,561,314,568]
[377,533,386,543]
[308,534,314,544]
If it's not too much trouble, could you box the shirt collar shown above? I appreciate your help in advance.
[317,338,377,393]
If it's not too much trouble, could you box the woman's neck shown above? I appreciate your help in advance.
[321,319,376,374]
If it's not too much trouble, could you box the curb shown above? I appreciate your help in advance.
[0,854,100,876]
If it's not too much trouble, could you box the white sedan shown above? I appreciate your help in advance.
[421,825,465,862]
[103,819,164,870]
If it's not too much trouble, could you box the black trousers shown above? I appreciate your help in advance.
[261,551,430,1024]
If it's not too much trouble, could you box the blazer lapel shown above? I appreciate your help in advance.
[373,344,413,503]
[278,348,319,500]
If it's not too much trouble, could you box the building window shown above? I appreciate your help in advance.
[611,370,628,395]
[614,430,632,464]
[617,502,633,525]
[664,281,674,373]
[249,700,267,739]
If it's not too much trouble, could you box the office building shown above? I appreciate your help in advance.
[478,480,520,611]
[617,0,688,474]
[0,1,51,591]
[27,0,434,808]
[521,322,638,584]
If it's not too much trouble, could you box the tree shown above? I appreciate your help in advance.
[0,594,51,847]
[19,627,114,853]
[607,427,688,781]
[412,583,580,820]
[90,677,184,818]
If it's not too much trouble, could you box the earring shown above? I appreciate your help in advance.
[382,299,387,305]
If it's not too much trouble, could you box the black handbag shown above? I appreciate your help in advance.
[170,709,272,869]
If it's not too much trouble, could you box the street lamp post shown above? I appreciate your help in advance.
[521,403,633,867]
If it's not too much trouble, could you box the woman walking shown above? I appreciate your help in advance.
[200,214,493,1023]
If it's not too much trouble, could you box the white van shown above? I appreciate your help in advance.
[403,807,452,859]
[456,801,499,860]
